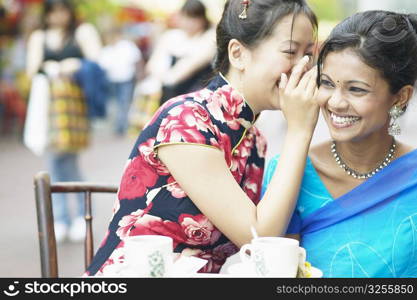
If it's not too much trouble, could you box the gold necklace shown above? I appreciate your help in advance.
[331,139,396,179]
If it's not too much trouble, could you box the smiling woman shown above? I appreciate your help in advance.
[263,10,417,278]
[84,0,321,276]
[318,48,398,142]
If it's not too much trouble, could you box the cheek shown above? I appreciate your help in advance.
[256,52,291,78]
[362,108,389,124]
[274,57,292,75]
[317,88,332,107]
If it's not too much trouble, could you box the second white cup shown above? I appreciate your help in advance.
[239,237,304,277]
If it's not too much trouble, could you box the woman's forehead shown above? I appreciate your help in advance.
[272,14,314,43]
[322,50,384,87]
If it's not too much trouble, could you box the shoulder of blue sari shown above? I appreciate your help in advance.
[300,148,417,234]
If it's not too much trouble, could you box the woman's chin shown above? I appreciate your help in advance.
[328,128,356,143]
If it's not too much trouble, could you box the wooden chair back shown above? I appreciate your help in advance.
[34,171,118,277]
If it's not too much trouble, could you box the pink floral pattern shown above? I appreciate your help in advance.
[156,101,216,146]
[254,127,267,159]
[86,75,266,276]
[116,204,153,239]
[206,85,245,130]
[179,214,222,246]
[243,163,264,205]
[138,138,170,175]
[129,215,187,248]
[210,131,232,166]
[118,156,158,200]
[166,176,186,198]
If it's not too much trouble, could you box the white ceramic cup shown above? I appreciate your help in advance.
[239,237,305,277]
[227,262,258,277]
[123,235,173,277]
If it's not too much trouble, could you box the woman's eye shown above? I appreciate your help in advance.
[349,87,368,93]
[283,50,296,55]
[320,79,334,87]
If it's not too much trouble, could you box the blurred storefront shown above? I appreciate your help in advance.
[0,0,42,135]
[0,0,227,136]
[1,0,416,136]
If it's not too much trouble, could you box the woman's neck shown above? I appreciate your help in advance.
[334,132,395,174]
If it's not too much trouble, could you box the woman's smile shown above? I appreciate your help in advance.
[328,110,361,129]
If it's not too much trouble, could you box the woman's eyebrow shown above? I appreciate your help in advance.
[320,73,333,81]
[320,74,371,88]
[347,80,372,88]
[282,40,299,46]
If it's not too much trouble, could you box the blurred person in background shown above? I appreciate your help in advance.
[25,0,102,243]
[127,0,216,134]
[146,0,216,105]
[99,26,142,136]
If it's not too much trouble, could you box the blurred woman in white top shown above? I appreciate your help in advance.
[146,0,216,105]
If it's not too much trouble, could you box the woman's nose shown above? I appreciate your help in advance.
[327,89,349,111]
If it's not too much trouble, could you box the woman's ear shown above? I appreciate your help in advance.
[393,85,414,109]
[228,39,246,71]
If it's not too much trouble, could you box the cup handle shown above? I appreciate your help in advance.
[239,244,253,263]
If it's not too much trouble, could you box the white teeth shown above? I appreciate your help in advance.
[330,112,360,125]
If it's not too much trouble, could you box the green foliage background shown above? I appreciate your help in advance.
[308,0,345,21]
[72,0,120,25]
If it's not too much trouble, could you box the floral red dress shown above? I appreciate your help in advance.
[85,75,267,275]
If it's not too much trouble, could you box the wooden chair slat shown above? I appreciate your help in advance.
[34,171,118,278]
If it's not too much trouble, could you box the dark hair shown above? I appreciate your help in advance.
[318,11,417,99]
[214,0,318,74]
[42,0,77,33]
[180,0,210,31]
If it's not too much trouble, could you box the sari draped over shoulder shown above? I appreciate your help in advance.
[262,150,417,278]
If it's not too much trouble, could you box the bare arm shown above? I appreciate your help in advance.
[75,23,102,61]
[157,58,320,247]
[26,30,44,78]
[157,131,313,247]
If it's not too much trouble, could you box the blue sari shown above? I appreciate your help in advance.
[262,150,417,278]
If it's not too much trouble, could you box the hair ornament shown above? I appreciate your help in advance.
[238,0,250,20]
[401,14,413,32]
